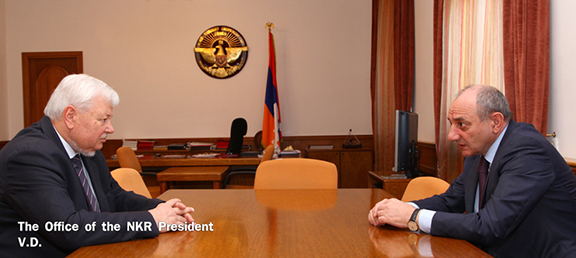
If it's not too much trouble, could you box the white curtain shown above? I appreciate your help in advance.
[436,0,504,182]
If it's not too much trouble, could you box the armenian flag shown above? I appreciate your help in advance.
[262,26,282,152]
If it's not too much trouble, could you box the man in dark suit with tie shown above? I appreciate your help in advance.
[0,74,194,257]
[369,85,576,257]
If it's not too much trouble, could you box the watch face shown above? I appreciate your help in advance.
[408,221,418,231]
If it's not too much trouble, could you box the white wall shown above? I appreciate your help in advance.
[549,0,576,159]
[3,0,373,140]
[0,0,7,140]
[413,0,435,144]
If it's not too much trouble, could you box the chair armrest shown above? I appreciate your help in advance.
[222,171,257,189]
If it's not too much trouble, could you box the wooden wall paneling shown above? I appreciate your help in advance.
[418,142,438,176]
[340,150,374,188]
[282,135,374,152]
[101,135,375,159]
[307,149,374,188]
[306,150,342,186]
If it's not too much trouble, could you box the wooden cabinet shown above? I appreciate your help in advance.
[306,149,374,188]
[368,171,412,199]
[382,178,411,199]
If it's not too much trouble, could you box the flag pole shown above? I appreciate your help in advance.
[263,21,282,154]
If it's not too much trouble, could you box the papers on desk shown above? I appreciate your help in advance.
[162,155,187,159]
[188,142,215,150]
[280,149,301,158]
[383,173,408,179]
[122,140,138,150]
[192,153,220,158]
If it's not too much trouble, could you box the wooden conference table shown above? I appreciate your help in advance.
[68,189,491,258]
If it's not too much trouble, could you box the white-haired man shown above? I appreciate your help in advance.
[0,74,194,257]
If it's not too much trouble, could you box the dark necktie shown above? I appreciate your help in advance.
[478,156,490,207]
[71,155,100,212]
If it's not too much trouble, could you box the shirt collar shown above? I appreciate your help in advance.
[484,124,509,164]
[53,126,78,159]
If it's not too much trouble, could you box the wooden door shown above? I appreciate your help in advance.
[22,51,83,127]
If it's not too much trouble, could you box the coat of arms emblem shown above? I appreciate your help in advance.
[194,26,249,79]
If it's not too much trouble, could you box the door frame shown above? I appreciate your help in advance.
[22,51,83,126]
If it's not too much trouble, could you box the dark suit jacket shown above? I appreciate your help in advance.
[414,120,576,257]
[0,116,164,257]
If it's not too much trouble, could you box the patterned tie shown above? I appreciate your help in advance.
[71,155,100,212]
[478,156,490,207]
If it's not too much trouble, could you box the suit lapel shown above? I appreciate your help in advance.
[482,120,518,206]
[464,156,481,213]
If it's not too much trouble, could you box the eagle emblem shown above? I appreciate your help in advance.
[194,26,249,79]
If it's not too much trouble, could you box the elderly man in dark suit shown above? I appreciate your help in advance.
[0,74,194,257]
[369,85,576,257]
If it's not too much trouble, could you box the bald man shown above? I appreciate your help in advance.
[369,85,576,257]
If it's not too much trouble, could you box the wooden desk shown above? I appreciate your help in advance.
[68,189,490,257]
[157,166,230,192]
[106,155,261,169]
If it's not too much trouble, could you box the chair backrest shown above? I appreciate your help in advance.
[227,118,247,154]
[401,176,450,202]
[110,168,152,198]
[253,130,263,152]
[254,158,338,189]
[261,145,275,163]
[116,146,142,173]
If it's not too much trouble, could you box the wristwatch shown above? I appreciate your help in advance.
[407,209,421,232]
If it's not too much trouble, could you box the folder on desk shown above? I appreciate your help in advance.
[241,151,260,157]
[215,140,229,150]
[188,142,214,151]
[168,143,187,150]
[137,140,154,150]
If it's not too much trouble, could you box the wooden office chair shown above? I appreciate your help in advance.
[226,118,247,154]
[116,146,159,197]
[116,146,143,172]
[223,145,275,189]
[254,158,338,189]
[253,130,263,152]
[111,168,152,198]
[401,176,450,202]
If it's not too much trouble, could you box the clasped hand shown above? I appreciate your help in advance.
[149,198,195,233]
[368,198,415,228]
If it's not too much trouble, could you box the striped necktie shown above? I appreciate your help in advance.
[478,156,490,207]
[71,155,100,212]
